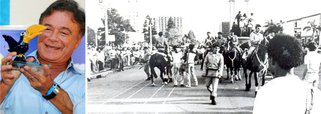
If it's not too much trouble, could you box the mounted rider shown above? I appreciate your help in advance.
[215,32,227,54]
[227,31,241,53]
[205,32,215,46]
[155,32,170,61]
[243,24,264,59]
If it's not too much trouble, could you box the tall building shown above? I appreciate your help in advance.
[156,16,183,34]
[107,0,143,33]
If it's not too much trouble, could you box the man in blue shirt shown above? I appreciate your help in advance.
[0,0,85,114]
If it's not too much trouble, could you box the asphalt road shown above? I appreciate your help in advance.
[87,64,321,113]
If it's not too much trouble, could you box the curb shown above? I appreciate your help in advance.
[87,65,139,81]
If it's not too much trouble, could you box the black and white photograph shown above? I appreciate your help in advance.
[85,0,321,113]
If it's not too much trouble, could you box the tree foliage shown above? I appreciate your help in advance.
[87,26,96,48]
[107,8,135,46]
[264,20,283,36]
[165,17,182,46]
[167,17,175,31]
[303,20,321,38]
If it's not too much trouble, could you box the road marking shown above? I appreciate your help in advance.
[162,86,176,104]
[103,81,145,104]
[125,82,150,99]
[144,84,164,104]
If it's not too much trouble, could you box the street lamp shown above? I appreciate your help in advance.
[149,19,153,52]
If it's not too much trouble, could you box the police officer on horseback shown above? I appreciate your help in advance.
[215,32,226,54]
[244,24,264,59]
[156,32,168,53]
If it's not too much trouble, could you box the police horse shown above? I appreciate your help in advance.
[149,51,171,86]
[224,47,242,83]
[241,38,269,94]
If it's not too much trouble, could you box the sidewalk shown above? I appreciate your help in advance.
[87,64,141,81]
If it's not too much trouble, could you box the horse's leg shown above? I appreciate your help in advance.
[248,71,253,91]
[168,65,173,83]
[160,67,167,85]
[253,72,259,95]
[230,67,234,83]
[226,66,230,81]
[233,67,238,81]
[237,67,242,81]
[150,66,156,86]
[261,71,267,86]
[244,68,249,91]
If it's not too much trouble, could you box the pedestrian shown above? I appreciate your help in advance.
[172,46,183,87]
[186,44,198,87]
[302,42,321,87]
[0,0,85,113]
[202,45,224,105]
[253,34,321,114]
[143,47,151,80]
[235,11,242,27]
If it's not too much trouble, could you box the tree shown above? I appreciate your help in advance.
[87,26,96,48]
[107,8,135,46]
[187,30,197,44]
[303,20,321,39]
[166,17,181,46]
[264,20,283,36]
[167,17,175,31]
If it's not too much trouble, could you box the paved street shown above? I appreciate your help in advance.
[87,65,260,114]
[87,64,321,113]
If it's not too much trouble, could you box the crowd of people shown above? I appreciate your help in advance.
[137,21,321,113]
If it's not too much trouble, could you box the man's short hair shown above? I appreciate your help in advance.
[218,32,222,35]
[158,32,163,36]
[307,42,317,51]
[39,0,85,37]
[255,24,261,28]
[267,34,303,70]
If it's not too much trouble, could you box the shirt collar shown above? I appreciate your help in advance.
[28,50,82,75]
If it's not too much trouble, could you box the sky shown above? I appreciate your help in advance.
[95,0,321,41]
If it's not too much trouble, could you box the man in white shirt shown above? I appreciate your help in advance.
[247,24,264,57]
[303,42,321,87]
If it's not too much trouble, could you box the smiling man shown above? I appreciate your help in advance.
[0,0,85,114]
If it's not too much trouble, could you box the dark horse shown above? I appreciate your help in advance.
[241,38,269,94]
[149,53,171,86]
[224,47,242,83]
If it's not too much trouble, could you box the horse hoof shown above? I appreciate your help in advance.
[245,88,250,91]
[245,85,250,91]
[163,82,168,85]
[151,83,156,86]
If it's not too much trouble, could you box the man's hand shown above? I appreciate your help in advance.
[1,52,21,88]
[20,57,53,95]
[0,52,21,103]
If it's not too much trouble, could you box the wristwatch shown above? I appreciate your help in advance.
[43,82,61,100]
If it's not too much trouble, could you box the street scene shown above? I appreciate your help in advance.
[86,0,321,113]
[87,64,321,113]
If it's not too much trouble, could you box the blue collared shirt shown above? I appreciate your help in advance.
[0,51,85,114]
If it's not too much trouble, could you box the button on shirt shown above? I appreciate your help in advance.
[0,50,85,114]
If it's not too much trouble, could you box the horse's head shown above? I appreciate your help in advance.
[257,37,269,55]
[249,37,269,71]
